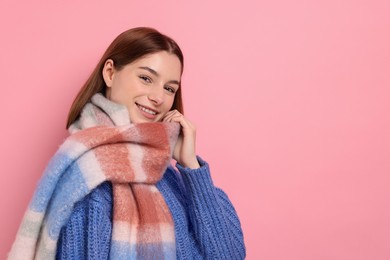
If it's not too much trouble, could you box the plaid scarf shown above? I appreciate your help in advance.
[9,93,179,259]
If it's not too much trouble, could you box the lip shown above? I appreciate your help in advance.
[135,102,159,119]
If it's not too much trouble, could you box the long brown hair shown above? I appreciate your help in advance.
[66,27,184,129]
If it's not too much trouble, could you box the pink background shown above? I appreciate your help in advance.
[1,1,390,259]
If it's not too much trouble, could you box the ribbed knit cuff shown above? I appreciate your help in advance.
[175,156,216,197]
[175,155,209,175]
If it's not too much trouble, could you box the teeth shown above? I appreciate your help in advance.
[139,105,157,115]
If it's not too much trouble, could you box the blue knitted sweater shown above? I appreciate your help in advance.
[56,157,245,259]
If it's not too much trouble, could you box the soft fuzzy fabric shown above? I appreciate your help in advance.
[56,161,247,260]
[9,93,180,259]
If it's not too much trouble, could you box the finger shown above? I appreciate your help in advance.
[167,113,186,125]
[164,111,185,124]
[163,111,196,135]
[162,110,181,122]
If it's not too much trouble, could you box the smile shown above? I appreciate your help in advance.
[136,103,158,116]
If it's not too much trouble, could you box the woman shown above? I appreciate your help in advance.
[9,27,245,259]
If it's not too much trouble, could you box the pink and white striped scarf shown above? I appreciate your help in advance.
[9,93,179,259]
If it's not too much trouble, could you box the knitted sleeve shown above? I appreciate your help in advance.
[176,157,246,260]
[56,182,113,260]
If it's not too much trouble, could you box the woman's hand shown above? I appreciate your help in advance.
[162,110,200,169]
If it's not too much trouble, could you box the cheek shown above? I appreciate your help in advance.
[112,82,141,103]
[165,96,175,110]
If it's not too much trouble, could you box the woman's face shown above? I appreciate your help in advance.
[103,51,182,123]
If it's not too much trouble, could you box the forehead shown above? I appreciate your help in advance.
[132,51,182,78]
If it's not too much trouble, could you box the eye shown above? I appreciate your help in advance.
[139,75,152,83]
[164,85,176,94]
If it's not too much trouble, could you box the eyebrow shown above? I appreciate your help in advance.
[138,66,180,85]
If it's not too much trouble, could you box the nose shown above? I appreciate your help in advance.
[147,87,164,106]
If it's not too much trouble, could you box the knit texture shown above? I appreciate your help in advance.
[57,157,246,259]
[8,94,180,259]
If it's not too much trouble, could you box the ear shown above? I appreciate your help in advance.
[102,59,115,87]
